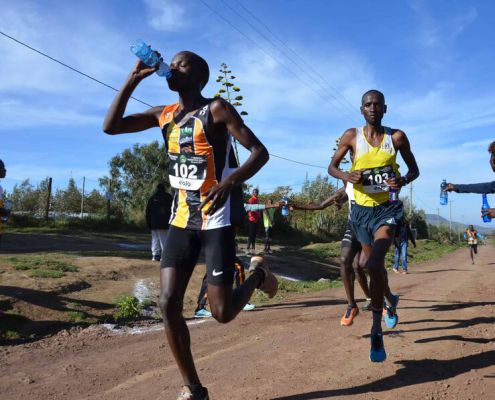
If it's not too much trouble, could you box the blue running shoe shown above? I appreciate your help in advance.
[384,294,399,329]
[370,331,387,362]
[194,308,212,318]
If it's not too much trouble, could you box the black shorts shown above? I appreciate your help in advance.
[161,225,235,285]
[341,219,362,253]
[351,201,404,245]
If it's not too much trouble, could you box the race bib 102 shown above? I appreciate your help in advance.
[168,153,207,191]
[361,165,393,194]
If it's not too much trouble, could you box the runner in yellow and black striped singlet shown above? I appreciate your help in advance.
[329,90,420,364]
[103,50,278,399]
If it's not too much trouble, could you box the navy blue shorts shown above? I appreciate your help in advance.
[351,201,404,245]
[161,225,235,285]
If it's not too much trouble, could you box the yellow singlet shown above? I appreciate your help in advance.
[351,126,400,207]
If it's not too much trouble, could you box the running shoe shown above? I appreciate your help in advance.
[243,303,256,311]
[361,299,372,312]
[340,305,359,326]
[249,256,278,298]
[384,294,399,329]
[401,270,408,274]
[176,386,209,400]
[194,308,212,318]
[369,331,387,363]
[392,268,399,274]
[152,255,161,262]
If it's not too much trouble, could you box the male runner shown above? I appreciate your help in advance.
[465,225,479,264]
[329,90,420,362]
[104,51,278,400]
[445,140,495,219]
[290,185,372,326]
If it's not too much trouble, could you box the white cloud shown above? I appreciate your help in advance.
[143,0,186,32]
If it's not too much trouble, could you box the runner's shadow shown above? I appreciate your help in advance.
[380,316,495,335]
[270,351,495,400]
[400,301,495,311]
[415,334,495,344]
[260,299,347,310]
[413,269,470,274]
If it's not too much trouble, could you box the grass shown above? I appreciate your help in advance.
[66,310,86,323]
[4,254,78,278]
[300,239,463,270]
[251,277,342,306]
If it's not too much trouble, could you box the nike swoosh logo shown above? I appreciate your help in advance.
[212,269,223,277]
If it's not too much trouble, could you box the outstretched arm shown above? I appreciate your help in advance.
[445,181,495,194]
[199,99,269,215]
[291,188,347,211]
[103,60,163,134]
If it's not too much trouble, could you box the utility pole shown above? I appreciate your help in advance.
[44,177,52,221]
[106,179,112,222]
[449,200,453,240]
[409,181,413,216]
[80,176,85,218]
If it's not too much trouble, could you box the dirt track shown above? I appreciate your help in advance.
[1,244,495,400]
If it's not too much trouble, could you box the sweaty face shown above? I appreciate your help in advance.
[167,53,201,92]
[361,93,386,125]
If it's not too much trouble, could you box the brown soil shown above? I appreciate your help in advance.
[1,233,494,400]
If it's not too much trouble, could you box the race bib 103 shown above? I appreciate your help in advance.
[361,165,393,194]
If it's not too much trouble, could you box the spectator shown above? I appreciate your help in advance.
[445,140,495,219]
[393,219,417,274]
[0,159,10,248]
[246,188,260,254]
[145,183,172,262]
[263,199,276,253]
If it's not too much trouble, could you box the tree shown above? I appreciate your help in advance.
[52,178,81,213]
[101,141,170,222]
[10,178,51,214]
[214,63,248,164]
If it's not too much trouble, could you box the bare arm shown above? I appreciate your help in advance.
[291,188,347,211]
[199,99,269,215]
[388,130,420,190]
[328,129,363,184]
[103,60,163,134]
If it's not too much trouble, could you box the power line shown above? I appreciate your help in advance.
[0,29,335,172]
[0,30,153,108]
[269,153,326,169]
[230,0,360,120]
[198,0,361,124]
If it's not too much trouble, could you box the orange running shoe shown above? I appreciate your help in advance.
[341,306,359,326]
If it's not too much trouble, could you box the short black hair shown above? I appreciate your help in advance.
[0,159,4,169]
[179,51,210,90]
[489,140,495,154]
[361,89,385,104]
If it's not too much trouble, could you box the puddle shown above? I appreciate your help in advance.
[133,278,159,303]
[101,319,207,335]
[118,243,148,250]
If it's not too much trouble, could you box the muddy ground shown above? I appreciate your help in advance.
[1,232,494,399]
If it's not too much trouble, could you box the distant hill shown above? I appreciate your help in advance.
[425,214,495,235]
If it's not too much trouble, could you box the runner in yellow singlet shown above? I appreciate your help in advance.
[103,51,278,400]
[329,90,420,363]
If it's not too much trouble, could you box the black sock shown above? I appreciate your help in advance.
[371,307,382,333]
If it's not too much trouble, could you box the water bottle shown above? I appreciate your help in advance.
[482,194,492,222]
[130,40,171,78]
[389,172,398,203]
[440,179,448,206]
[281,196,289,217]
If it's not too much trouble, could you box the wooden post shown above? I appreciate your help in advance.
[80,176,85,218]
[45,177,52,221]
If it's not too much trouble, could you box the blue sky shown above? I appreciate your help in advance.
[1,0,494,227]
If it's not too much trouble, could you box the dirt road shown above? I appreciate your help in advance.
[1,244,494,400]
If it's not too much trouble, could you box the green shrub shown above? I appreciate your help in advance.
[115,296,141,319]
